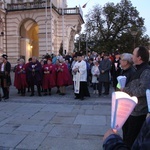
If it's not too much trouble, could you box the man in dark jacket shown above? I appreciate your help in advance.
[111,51,121,90]
[27,56,42,96]
[0,54,11,100]
[122,46,150,147]
[98,52,111,96]
[119,53,136,86]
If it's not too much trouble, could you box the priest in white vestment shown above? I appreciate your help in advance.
[72,52,90,100]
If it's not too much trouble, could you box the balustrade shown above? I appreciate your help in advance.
[7,1,83,17]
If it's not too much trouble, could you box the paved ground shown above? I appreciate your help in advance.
[0,74,114,150]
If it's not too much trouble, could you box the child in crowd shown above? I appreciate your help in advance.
[91,60,100,94]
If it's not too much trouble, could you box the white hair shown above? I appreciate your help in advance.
[19,58,25,64]
[121,53,133,64]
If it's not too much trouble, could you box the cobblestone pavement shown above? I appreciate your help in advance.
[0,74,113,150]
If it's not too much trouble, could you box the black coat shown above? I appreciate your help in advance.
[0,61,12,87]
[27,61,42,85]
[99,58,111,82]
[120,66,136,85]
[111,59,122,88]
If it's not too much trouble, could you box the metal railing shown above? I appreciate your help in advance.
[7,1,45,10]
[7,1,83,18]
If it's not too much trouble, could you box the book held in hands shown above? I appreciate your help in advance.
[111,91,138,131]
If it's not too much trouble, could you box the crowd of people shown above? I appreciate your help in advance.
[13,55,73,97]
[0,50,119,99]
[0,46,150,149]
[10,50,123,99]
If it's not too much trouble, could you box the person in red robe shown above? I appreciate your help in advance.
[15,58,28,96]
[56,58,71,95]
[42,59,56,95]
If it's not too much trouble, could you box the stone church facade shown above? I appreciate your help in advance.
[0,0,84,66]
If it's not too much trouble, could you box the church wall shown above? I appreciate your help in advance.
[1,1,84,67]
[0,12,5,54]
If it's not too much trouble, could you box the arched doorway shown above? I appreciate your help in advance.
[20,19,39,62]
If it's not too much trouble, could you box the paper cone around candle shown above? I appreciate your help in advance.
[117,76,127,89]
[146,89,150,112]
[111,91,138,130]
